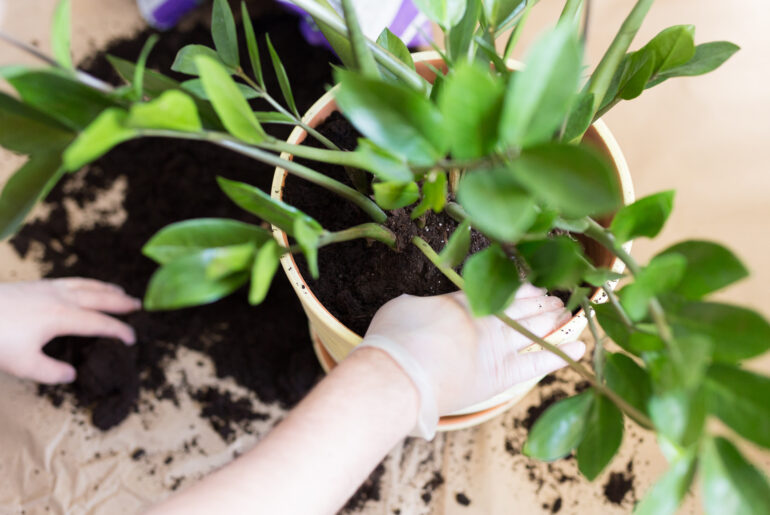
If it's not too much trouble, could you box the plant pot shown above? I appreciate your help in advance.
[271,51,635,431]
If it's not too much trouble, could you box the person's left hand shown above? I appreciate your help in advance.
[0,278,141,384]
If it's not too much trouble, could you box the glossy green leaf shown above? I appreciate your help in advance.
[353,139,413,183]
[705,363,770,449]
[583,267,624,287]
[211,0,239,67]
[457,166,538,242]
[341,0,379,78]
[446,0,479,61]
[610,190,675,243]
[294,218,323,279]
[618,51,657,100]
[411,171,447,219]
[518,236,588,289]
[195,55,265,143]
[700,437,770,515]
[181,78,260,100]
[646,25,696,74]
[657,241,748,300]
[562,91,595,142]
[594,302,634,354]
[334,69,446,166]
[463,244,521,317]
[412,0,467,28]
[649,389,706,446]
[250,239,282,305]
[372,181,419,210]
[241,1,264,87]
[634,451,696,515]
[526,209,558,237]
[63,108,138,171]
[439,62,505,159]
[127,90,202,132]
[647,41,740,88]
[620,253,687,320]
[440,219,471,268]
[144,249,249,310]
[500,23,582,148]
[254,111,296,125]
[171,44,234,75]
[605,352,652,416]
[217,177,321,236]
[0,152,65,240]
[510,143,620,218]
[0,92,75,154]
[523,391,593,461]
[565,286,591,312]
[142,218,271,265]
[51,0,73,68]
[484,0,526,28]
[377,28,415,69]
[205,242,256,280]
[577,393,624,480]
[266,35,298,116]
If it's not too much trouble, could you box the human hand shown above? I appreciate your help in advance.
[359,285,586,438]
[0,278,141,384]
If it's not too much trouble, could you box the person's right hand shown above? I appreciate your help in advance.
[0,278,141,384]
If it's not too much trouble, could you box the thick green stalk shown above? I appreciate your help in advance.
[259,138,365,168]
[585,0,655,114]
[319,223,396,248]
[412,236,655,430]
[559,0,584,25]
[582,299,605,382]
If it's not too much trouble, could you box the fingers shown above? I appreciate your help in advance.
[59,287,142,314]
[514,284,547,300]
[52,277,127,294]
[503,295,563,320]
[500,341,586,386]
[516,308,572,338]
[21,354,77,384]
[51,308,136,345]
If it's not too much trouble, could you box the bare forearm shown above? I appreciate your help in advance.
[150,347,418,515]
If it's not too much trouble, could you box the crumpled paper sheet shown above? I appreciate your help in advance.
[2,1,770,514]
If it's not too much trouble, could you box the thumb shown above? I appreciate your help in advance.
[23,354,77,384]
[498,341,586,388]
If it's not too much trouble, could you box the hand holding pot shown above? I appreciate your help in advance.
[0,278,140,384]
[359,284,586,439]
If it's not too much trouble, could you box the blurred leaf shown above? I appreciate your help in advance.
[594,302,633,354]
[373,181,419,209]
[605,352,652,416]
[649,389,706,446]
[463,244,521,317]
[335,69,446,166]
[610,190,675,243]
[500,23,582,148]
[142,218,271,265]
[439,62,505,159]
[457,166,538,242]
[583,267,624,287]
[341,0,379,78]
[250,239,282,305]
[127,90,202,132]
[254,111,296,125]
[171,44,234,75]
[181,78,260,100]
[63,108,138,171]
[144,249,249,310]
[634,451,696,515]
[523,391,593,461]
[562,91,595,142]
[411,171,447,219]
[377,28,415,70]
[195,55,265,143]
[657,241,748,300]
[241,2,264,87]
[566,286,590,312]
[205,242,256,280]
[266,35,299,116]
[483,0,526,28]
[51,0,73,69]
[526,209,558,237]
[446,0,479,61]
[620,253,687,320]
[440,219,471,267]
[705,363,770,449]
[0,92,74,154]
[510,143,621,218]
[648,41,740,88]
[518,236,589,289]
[354,139,413,183]
[700,437,770,515]
[211,0,239,67]
[412,0,467,28]
[294,217,323,279]
[577,393,624,480]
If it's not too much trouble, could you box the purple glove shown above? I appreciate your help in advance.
[137,0,203,30]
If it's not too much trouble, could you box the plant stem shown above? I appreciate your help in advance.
[259,138,364,168]
[559,0,584,25]
[412,236,655,430]
[503,0,534,61]
[319,223,396,248]
[582,299,605,383]
[445,202,468,223]
[602,283,634,329]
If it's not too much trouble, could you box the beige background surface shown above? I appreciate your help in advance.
[0,1,768,514]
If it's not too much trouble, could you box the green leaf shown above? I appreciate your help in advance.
[526,209,558,238]
[594,302,634,353]
[412,0,467,28]
[645,25,696,75]
[142,218,271,265]
[500,23,582,148]
[610,190,675,243]
[132,34,159,100]
[618,51,657,100]
[462,244,521,317]
[583,267,624,287]
[634,451,696,515]
[566,286,591,312]
[562,91,595,142]
[483,0,526,29]
[195,55,265,144]
[411,171,447,219]
[667,300,770,363]
[620,253,687,320]
[649,389,706,446]
[341,0,379,78]
[705,363,770,449]
[51,0,73,68]
[171,44,234,76]
[657,241,748,300]
[127,90,202,132]
[334,68,446,166]
[439,62,505,159]
[144,249,249,310]
[376,28,415,69]
[605,352,652,416]
[700,437,770,515]
[523,391,593,461]
[294,218,323,279]
[648,41,740,88]
[518,236,589,289]
[254,111,296,125]
[510,142,621,218]
[217,177,321,236]
[181,78,260,100]
[456,166,538,242]
[446,0,480,61]
[63,108,138,171]
[577,393,624,481]
[0,153,65,240]
[205,242,256,280]
[440,219,471,267]
[266,35,298,116]
[0,92,75,154]
[211,0,239,67]
[353,139,414,183]
[241,1,264,87]
[372,181,419,210]
[250,239,282,305]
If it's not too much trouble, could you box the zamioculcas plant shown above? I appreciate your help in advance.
[1,0,768,512]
